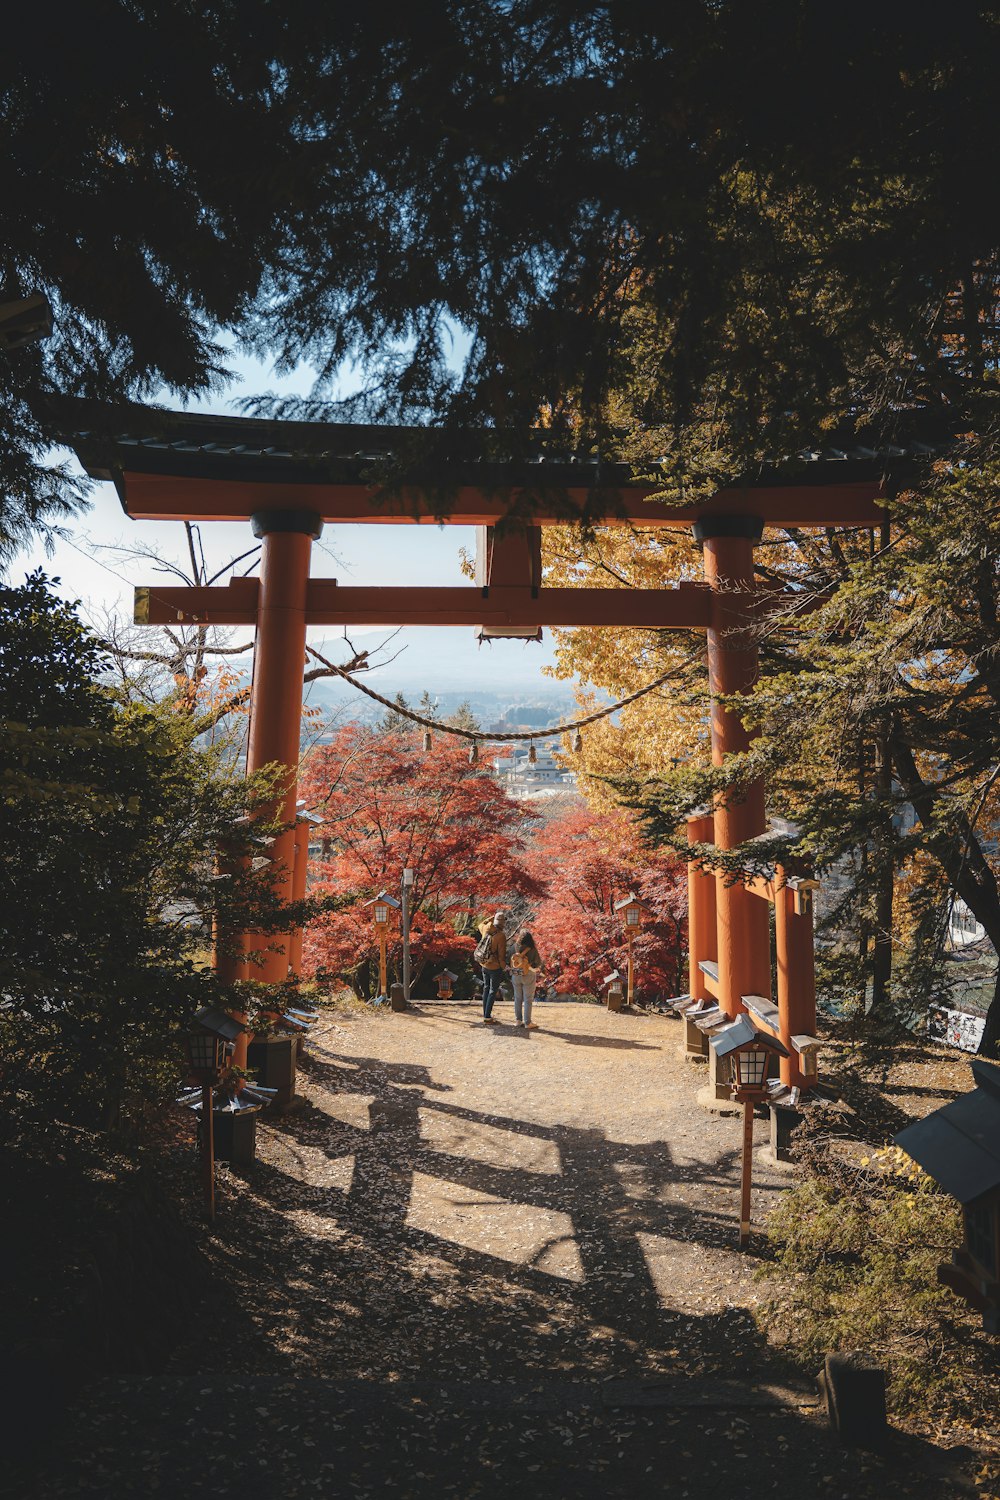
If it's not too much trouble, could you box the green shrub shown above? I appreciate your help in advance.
[758,1147,997,1418]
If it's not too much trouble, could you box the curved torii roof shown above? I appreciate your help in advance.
[56,397,950,529]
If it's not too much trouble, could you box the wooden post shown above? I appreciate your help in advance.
[686,812,718,1002]
[378,927,388,999]
[202,1083,216,1223]
[626,931,635,1005]
[739,1097,754,1248]
[683,813,717,1057]
[696,517,771,1021]
[401,872,413,1004]
[774,868,818,1089]
[244,510,322,983]
[212,846,249,1068]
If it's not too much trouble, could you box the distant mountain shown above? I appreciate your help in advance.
[304,627,582,725]
[306,679,581,730]
[311,626,567,692]
[206,624,586,733]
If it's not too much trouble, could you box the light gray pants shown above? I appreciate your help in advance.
[512,971,537,1024]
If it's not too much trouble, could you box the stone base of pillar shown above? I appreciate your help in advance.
[695,1084,742,1116]
[683,1016,709,1058]
[818,1353,888,1449]
[208,1109,257,1166]
[769,1102,804,1163]
[247,1035,298,1113]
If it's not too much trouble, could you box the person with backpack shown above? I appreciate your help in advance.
[474,911,507,1024]
[510,931,543,1030]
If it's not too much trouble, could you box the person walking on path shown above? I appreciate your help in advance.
[511,931,543,1030]
[477,911,507,1024]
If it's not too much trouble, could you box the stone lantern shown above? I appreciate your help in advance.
[601,971,625,1013]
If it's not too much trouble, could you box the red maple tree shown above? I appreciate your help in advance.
[527,804,687,999]
[299,726,544,996]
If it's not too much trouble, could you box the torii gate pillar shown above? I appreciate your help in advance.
[697,517,772,1019]
[245,509,322,982]
[685,812,717,1057]
[686,813,718,1007]
[774,867,818,1089]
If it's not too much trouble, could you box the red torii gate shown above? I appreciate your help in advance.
[68,403,897,1089]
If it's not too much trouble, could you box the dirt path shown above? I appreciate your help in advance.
[26,1000,978,1499]
[228,997,789,1386]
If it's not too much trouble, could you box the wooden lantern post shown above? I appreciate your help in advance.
[435,969,458,1000]
[369,891,400,1002]
[710,1016,790,1247]
[376,900,390,999]
[614,894,647,1006]
[185,1006,246,1222]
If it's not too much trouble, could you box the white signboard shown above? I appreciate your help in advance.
[928,1005,986,1054]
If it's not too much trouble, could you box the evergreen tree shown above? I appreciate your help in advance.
[0,574,314,1132]
[447,701,480,734]
[247,5,1000,462]
[378,692,412,734]
[1,2,308,560]
[11,5,1000,549]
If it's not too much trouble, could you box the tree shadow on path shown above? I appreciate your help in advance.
[221,1048,819,1385]
[30,1036,981,1500]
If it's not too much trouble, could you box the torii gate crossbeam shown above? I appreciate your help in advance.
[134,578,821,631]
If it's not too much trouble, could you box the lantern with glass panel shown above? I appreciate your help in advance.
[614,893,645,932]
[370,890,400,927]
[367,891,401,1002]
[184,1005,244,1084]
[710,1014,789,1100]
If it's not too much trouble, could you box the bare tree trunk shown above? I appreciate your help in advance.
[980,967,1000,1060]
[870,730,894,1011]
[857,746,871,1009]
[890,731,1000,1057]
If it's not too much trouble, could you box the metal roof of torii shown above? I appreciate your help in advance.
[58,397,949,530]
[57,398,952,631]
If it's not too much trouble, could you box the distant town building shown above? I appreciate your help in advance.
[948,898,986,950]
[492,745,578,800]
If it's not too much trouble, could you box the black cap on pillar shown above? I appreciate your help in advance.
[692,515,764,544]
[251,509,324,540]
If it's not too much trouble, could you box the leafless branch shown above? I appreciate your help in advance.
[119,642,254,663]
[206,546,260,586]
